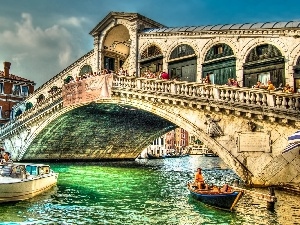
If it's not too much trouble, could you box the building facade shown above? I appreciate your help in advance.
[0,62,35,125]
[85,12,300,91]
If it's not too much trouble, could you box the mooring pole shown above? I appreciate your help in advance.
[267,187,276,211]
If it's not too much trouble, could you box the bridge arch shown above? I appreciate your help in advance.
[102,24,131,72]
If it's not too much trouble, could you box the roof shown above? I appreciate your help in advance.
[142,21,300,34]
[90,11,165,36]
[0,71,35,84]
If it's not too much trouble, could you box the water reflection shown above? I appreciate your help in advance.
[0,155,299,225]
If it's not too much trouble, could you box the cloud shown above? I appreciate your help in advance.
[58,16,89,28]
[0,12,91,87]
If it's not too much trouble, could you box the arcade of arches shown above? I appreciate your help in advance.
[95,36,290,89]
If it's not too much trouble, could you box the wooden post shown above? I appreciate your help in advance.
[267,187,276,211]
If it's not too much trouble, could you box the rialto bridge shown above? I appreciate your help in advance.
[0,12,300,187]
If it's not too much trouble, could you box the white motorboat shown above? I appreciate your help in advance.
[0,163,58,203]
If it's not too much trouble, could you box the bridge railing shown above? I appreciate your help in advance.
[0,90,62,136]
[114,76,300,114]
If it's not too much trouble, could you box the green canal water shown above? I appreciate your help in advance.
[0,155,299,225]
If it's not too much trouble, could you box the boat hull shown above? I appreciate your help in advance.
[0,173,58,203]
[187,183,243,211]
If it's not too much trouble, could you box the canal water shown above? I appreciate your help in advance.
[0,155,299,225]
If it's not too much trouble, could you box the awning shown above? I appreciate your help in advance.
[282,142,300,154]
[288,130,300,143]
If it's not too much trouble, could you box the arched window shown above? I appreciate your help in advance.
[37,94,45,103]
[79,65,93,77]
[48,86,59,94]
[168,44,197,82]
[244,44,284,88]
[245,44,282,63]
[139,45,163,75]
[64,75,74,84]
[204,43,234,61]
[25,102,33,111]
[169,44,195,60]
[202,43,236,85]
[140,45,162,60]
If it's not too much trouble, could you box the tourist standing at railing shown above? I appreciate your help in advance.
[226,78,233,86]
[283,84,294,93]
[204,73,211,84]
[253,81,263,89]
[266,80,275,91]
[232,78,240,87]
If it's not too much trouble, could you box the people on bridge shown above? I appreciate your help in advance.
[266,80,275,91]
[194,168,205,189]
[283,83,294,93]
[204,74,211,84]
[253,80,264,89]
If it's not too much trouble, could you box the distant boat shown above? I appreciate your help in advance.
[164,153,189,158]
[0,163,58,203]
[187,182,243,211]
[204,152,218,157]
[147,153,165,159]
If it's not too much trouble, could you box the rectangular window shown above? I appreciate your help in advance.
[21,86,29,96]
[0,83,3,94]
[12,85,21,96]
[0,106,2,119]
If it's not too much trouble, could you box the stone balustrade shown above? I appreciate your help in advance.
[114,76,300,120]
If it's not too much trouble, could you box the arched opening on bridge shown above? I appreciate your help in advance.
[293,56,300,93]
[37,94,45,103]
[79,65,93,76]
[102,24,131,72]
[202,43,236,85]
[168,44,197,82]
[243,44,284,88]
[139,44,163,76]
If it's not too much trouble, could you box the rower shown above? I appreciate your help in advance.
[194,168,205,189]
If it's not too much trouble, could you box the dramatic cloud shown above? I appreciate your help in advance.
[0,13,91,88]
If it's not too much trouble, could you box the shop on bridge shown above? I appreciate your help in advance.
[243,44,285,88]
[293,56,300,93]
[139,45,163,76]
[168,44,197,82]
[202,43,236,85]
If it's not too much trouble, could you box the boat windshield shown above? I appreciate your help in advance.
[26,165,38,176]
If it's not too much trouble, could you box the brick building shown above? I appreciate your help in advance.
[0,62,35,125]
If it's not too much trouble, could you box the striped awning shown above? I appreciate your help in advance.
[282,142,300,154]
[282,130,300,153]
[288,130,300,143]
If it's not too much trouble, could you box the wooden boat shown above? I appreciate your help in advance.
[0,162,58,203]
[147,153,165,159]
[187,182,243,211]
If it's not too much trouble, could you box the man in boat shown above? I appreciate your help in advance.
[0,152,13,176]
[194,168,206,189]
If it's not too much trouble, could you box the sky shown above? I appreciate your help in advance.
[0,0,300,88]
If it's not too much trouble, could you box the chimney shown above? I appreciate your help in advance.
[3,62,11,78]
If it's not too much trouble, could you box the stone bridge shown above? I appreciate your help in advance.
[0,75,300,187]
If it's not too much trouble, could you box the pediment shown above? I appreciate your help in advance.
[89,11,165,36]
